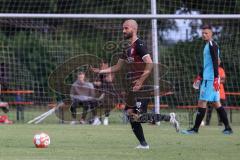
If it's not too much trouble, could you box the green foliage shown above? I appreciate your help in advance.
[0,0,58,13]
[182,0,240,14]
[0,1,240,106]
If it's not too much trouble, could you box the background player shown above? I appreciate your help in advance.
[93,60,116,125]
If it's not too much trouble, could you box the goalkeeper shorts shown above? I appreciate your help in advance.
[199,80,220,102]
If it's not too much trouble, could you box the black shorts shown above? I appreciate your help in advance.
[125,98,149,114]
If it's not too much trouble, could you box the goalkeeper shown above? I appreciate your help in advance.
[182,24,233,135]
[92,19,179,149]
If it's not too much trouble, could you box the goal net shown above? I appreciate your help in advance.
[0,0,239,125]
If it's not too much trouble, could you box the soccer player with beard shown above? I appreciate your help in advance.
[92,19,179,149]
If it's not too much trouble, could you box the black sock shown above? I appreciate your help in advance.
[155,114,170,121]
[193,108,206,131]
[130,121,147,146]
[206,106,213,125]
[216,106,231,129]
[70,106,77,119]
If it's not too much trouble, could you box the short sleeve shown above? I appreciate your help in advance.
[136,40,148,59]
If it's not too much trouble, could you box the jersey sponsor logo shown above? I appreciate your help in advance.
[135,102,142,113]
[136,102,142,108]
[131,48,134,55]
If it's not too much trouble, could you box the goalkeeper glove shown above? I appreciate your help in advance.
[213,77,220,91]
[193,75,202,90]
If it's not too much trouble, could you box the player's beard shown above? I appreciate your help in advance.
[123,32,133,40]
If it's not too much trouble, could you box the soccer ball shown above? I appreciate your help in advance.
[33,132,50,148]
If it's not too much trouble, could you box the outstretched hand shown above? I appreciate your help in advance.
[132,79,144,91]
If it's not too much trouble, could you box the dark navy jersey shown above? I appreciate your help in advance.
[120,39,149,63]
[119,39,151,82]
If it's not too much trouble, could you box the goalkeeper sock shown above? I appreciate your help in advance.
[130,121,147,146]
[206,105,213,125]
[216,106,231,129]
[193,108,206,131]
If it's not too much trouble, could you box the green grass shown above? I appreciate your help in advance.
[7,108,240,126]
[0,124,239,160]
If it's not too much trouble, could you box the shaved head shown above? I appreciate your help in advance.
[123,19,138,31]
[123,19,138,40]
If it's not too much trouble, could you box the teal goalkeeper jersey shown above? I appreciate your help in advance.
[203,41,220,80]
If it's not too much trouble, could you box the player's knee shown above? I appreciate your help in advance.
[213,101,221,108]
[198,100,207,108]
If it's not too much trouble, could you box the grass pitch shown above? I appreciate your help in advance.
[0,124,239,160]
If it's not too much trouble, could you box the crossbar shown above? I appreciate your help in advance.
[0,14,240,19]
